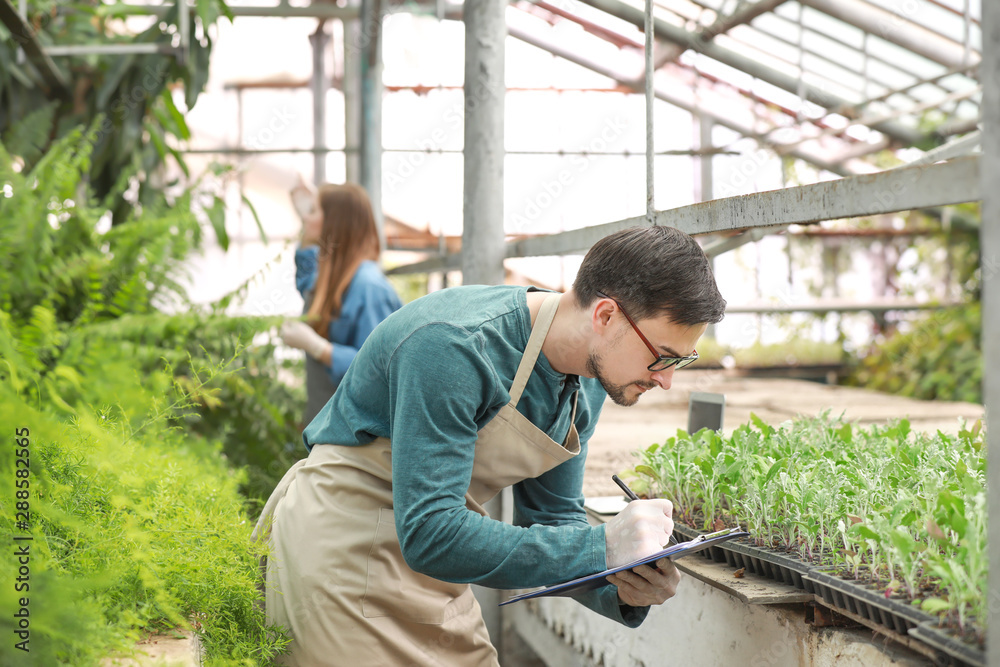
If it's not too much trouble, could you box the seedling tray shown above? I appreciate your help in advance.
[672,523,985,667]
[803,569,930,635]
[673,523,813,592]
[908,621,985,667]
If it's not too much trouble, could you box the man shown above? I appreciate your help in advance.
[254,225,727,665]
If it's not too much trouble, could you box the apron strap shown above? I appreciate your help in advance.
[509,292,561,406]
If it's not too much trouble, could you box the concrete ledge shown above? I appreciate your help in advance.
[102,631,202,667]
[507,573,933,667]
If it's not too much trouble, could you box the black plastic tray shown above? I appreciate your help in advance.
[909,621,985,667]
[804,569,930,634]
[672,523,985,667]
[673,523,814,592]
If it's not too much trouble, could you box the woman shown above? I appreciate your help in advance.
[280,182,402,426]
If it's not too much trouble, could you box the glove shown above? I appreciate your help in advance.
[604,499,674,569]
[280,320,333,361]
[606,556,681,607]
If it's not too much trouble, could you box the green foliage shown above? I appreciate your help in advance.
[0,123,201,327]
[0,129,296,661]
[848,304,982,404]
[730,339,844,368]
[632,414,987,639]
[0,0,232,224]
[0,332,290,665]
[387,272,429,305]
[682,336,843,368]
[85,312,302,506]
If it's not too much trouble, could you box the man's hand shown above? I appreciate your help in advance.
[604,498,674,569]
[607,557,680,607]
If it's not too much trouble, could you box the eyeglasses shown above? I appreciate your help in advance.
[596,291,699,372]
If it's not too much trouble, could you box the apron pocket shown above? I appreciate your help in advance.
[362,508,473,624]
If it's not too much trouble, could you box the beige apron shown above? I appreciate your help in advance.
[253,293,582,666]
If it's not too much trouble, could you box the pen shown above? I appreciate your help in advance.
[612,474,639,501]
[611,474,677,546]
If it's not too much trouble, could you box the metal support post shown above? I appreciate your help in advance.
[644,0,654,223]
[178,0,189,66]
[310,24,331,185]
[699,116,716,339]
[461,0,506,286]
[360,0,385,250]
[463,0,506,652]
[343,6,362,183]
[982,2,1000,665]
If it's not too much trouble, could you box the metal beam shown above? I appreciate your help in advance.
[0,0,70,98]
[703,225,789,258]
[682,0,960,106]
[519,0,909,144]
[517,155,980,255]
[576,0,924,145]
[774,86,981,157]
[890,131,980,170]
[42,43,174,56]
[935,115,980,138]
[506,25,854,177]
[655,0,792,67]
[387,156,980,274]
[982,2,1000,666]
[137,2,360,19]
[724,299,967,314]
[856,62,980,111]
[798,0,980,71]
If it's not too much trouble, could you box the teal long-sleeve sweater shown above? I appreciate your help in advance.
[304,285,650,627]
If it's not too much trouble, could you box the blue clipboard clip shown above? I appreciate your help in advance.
[500,526,750,606]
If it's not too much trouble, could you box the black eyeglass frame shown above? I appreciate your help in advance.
[595,291,699,372]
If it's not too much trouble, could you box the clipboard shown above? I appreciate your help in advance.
[499,527,750,606]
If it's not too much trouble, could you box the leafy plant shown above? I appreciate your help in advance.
[631,414,987,644]
[730,339,844,368]
[0,127,298,661]
[0,325,291,666]
[848,304,982,404]
[0,0,232,224]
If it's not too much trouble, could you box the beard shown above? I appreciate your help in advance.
[586,352,657,407]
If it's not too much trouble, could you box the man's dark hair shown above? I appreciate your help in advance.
[573,226,726,326]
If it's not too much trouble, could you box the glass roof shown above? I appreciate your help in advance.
[511,0,982,174]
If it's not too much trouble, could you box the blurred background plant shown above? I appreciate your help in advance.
[0,0,264,248]
[847,304,982,404]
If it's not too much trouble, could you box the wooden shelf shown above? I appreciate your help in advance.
[675,556,814,605]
